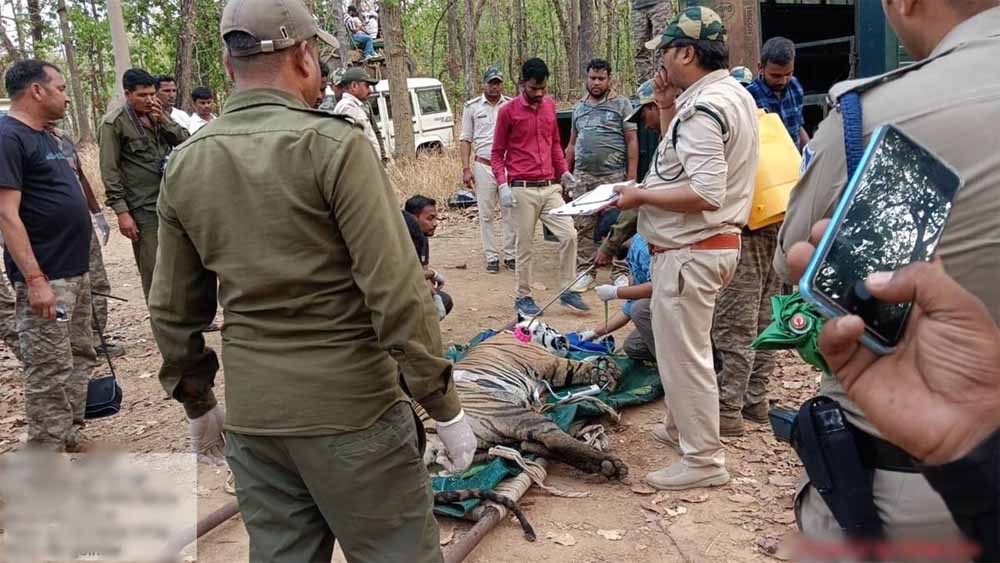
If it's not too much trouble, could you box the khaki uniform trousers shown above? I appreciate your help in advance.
[796,471,961,543]
[512,183,577,299]
[472,161,516,263]
[651,247,738,469]
[225,402,442,563]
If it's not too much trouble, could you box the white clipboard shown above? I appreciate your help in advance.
[547,182,632,216]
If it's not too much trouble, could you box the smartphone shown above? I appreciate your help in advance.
[800,125,962,354]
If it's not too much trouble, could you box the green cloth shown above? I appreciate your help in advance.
[149,88,461,432]
[751,291,830,374]
[433,342,663,517]
[98,103,189,214]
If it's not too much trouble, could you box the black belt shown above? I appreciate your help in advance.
[852,425,921,473]
[510,180,553,188]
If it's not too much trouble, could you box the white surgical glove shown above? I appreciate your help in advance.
[579,330,599,342]
[594,284,620,302]
[436,410,476,474]
[560,171,580,191]
[431,270,446,289]
[499,183,516,208]
[92,212,111,246]
[189,405,227,466]
[433,293,447,320]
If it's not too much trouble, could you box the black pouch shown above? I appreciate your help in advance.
[86,375,122,419]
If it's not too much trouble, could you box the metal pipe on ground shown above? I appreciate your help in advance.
[442,458,549,563]
[158,500,240,562]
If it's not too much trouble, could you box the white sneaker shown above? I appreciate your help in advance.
[570,272,594,293]
[613,274,630,288]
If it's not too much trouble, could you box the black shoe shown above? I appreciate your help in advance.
[94,342,126,359]
[504,259,516,271]
[559,292,590,313]
[486,260,500,274]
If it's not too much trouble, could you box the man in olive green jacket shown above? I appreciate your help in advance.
[98,67,188,301]
[148,0,475,560]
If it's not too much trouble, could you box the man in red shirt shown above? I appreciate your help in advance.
[492,58,588,317]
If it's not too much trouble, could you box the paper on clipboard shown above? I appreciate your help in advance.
[548,182,632,216]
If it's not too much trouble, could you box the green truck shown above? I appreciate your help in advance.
[558,0,908,179]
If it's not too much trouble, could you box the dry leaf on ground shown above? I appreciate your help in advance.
[596,529,625,541]
[727,493,757,505]
[546,532,577,546]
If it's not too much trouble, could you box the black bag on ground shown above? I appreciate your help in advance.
[85,299,123,419]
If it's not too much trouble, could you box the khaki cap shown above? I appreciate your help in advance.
[221,0,338,57]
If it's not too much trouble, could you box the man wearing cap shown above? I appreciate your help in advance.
[565,58,637,293]
[775,0,1000,543]
[613,6,759,491]
[460,65,514,274]
[148,0,476,560]
[333,66,383,161]
[631,0,677,81]
[492,57,589,317]
[729,66,753,87]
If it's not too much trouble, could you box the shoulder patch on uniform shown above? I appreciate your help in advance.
[464,97,479,107]
[100,105,126,125]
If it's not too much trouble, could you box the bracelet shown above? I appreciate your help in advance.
[25,272,48,284]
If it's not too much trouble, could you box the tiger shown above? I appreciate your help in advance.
[433,489,536,541]
[419,332,629,480]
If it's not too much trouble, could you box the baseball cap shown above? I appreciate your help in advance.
[730,66,753,86]
[337,66,378,86]
[331,67,345,85]
[483,65,503,83]
[221,0,339,57]
[645,6,726,51]
[626,80,655,123]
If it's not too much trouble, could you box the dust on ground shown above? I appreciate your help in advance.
[0,148,820,562]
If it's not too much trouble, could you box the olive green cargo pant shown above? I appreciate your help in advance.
[225,402,443,563]
[130,207,158,302]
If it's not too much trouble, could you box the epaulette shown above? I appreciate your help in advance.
[99,104,126,125]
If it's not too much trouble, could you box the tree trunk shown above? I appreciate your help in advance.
[11,0,27,59]
[514,0,526,68]
[382,0,415,159]
[461,0,479,100]
[107,0,132,109]
[0,18,23,62]
[26,0,44,55]
[174,0,197,112]
[445,0,461,84]
[55,0,93,143]
[329,0,350,66]
[578,0,594,78]
[548,0,578,96]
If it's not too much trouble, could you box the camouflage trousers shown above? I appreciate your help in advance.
[0,274,18,361]
[573,170,629,280]
[631,1,677,82]
[15,275,98,450]
[713,223,782,418]
[0,231,109,362]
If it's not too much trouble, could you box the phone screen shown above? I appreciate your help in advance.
[812,127,961,348]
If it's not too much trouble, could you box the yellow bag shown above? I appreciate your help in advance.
[750,109,802,230]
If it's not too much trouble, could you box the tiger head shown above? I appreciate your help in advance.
[583,356,622,393]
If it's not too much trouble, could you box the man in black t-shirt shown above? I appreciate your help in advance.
[403,204,452,319]
[0,60,98,452]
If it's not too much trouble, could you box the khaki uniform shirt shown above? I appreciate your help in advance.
[460,94,511,160]
[150,88,461,434]
[98,105,189,214]
[333,92,382,161]
[638,70,760,248]
[775,7,1000,436]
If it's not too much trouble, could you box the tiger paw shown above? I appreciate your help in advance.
[598,456,629,480]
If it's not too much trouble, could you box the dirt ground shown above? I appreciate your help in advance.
[0,203,822,562]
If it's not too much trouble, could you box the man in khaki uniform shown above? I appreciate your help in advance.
[99,68,189,301]
[333,67,382,161]
[148,0,476,560]
[776,0,1000,541]
[614,6,759,491]
[459,65,515,273]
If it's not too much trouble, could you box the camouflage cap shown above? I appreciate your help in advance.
[331,66,345,85]
[645,6,726,51]
[730,66,754,86]
[337,66,378,86]
[483,65,503,83]
[626,80,655,123]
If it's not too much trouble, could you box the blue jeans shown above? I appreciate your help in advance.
[353,32,375,57]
